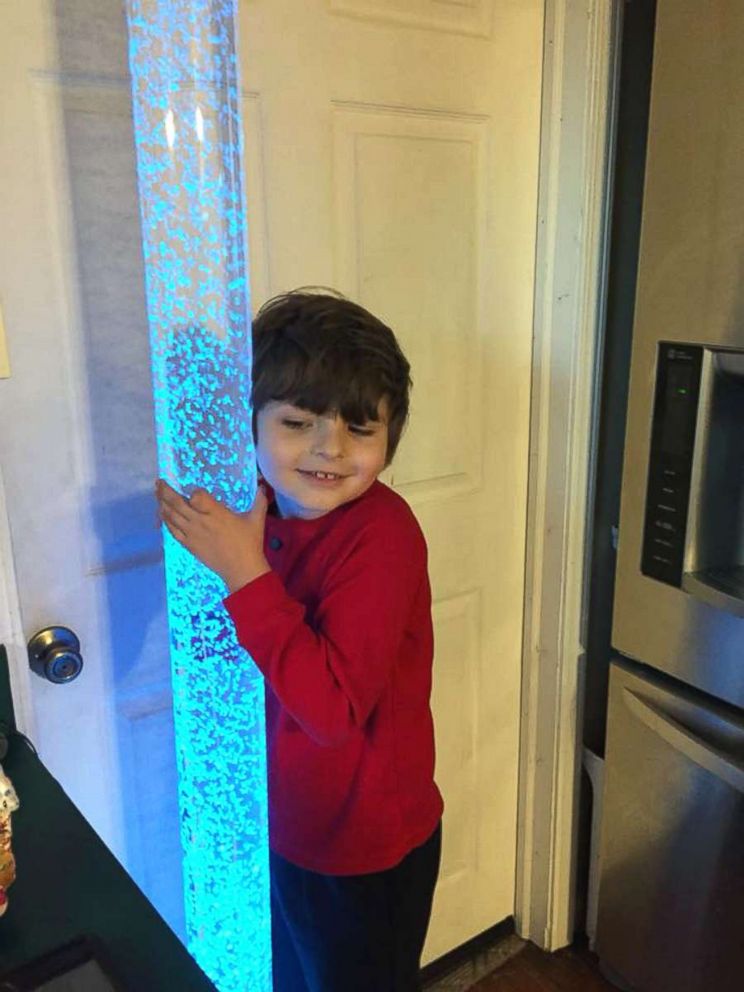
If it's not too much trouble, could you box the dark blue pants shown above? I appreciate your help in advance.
[270,823,442,992]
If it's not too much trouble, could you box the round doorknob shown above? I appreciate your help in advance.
[27,626,84,684]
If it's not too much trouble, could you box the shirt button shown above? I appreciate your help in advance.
[269,536,283,551]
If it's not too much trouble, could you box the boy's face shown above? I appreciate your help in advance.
[255,399,390,520]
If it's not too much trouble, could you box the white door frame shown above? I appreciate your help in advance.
[0,464,36,737]
[516,0,623,950]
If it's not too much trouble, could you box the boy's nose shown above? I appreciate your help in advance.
[312,419,346,458]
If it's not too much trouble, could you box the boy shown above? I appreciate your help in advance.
[156,290,443,991]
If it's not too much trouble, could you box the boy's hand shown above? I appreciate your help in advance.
[155,479,271,593]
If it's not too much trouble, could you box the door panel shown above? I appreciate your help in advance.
[240,0,543,957]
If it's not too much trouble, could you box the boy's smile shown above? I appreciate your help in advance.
[256,399,390,520]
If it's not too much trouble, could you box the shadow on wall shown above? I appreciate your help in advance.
[52,0,185,939]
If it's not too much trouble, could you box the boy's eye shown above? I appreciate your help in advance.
[281,416,375,436]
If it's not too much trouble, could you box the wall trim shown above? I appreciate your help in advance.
[515,0,622,950]
[0,465,36,737]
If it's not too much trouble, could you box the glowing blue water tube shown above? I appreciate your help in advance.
[125,3,270,988]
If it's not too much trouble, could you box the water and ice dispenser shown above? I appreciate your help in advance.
[641,343,744,617]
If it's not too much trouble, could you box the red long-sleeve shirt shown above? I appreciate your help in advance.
[224,480,443,875]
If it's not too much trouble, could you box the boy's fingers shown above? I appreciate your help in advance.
[156,478,178,496]
[157,481,207,539]
[189,489,218,513]
[157,479,190,502]
[160,500,193,529]
[158,484,196,517]
[252,485,270,513]
[157,480,219,517]
[162,518,187,544]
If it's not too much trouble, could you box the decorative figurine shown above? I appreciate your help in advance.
[0,763,19,916]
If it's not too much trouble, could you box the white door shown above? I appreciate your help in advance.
[0,0,191,938]
[0,0,543,962]
[239,0,543,959]
[0,0,275,941]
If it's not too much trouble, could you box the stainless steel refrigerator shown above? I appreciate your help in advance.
[595,2,744,991]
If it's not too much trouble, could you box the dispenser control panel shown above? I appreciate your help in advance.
[641,343,702,585]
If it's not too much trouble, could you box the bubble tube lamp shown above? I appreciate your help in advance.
[125,2,270,988]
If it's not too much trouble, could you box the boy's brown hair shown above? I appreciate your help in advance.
[251,290,412,467]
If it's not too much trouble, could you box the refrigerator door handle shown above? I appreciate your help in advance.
[623,687,744,794]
